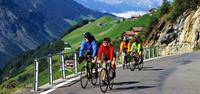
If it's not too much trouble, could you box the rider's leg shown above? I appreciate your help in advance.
[111,58,116,78]
[102,62,106,81]
[138,51,143,63]
[92,57,98,78]
[122,52,126,69]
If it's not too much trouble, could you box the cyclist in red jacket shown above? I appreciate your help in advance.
[97,37,116,79]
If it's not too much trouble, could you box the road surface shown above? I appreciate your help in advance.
[44,51,200,94]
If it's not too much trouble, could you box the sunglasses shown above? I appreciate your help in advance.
[103,41,110,44]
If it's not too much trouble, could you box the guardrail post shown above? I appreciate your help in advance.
[74,53,78,74]
[156,47,159,57]
[48,54,53,84]
[61,53,65,79]
[152,47,155,58]
[143,48,146,60]
[148,48,151,59]
[34,59,39,91]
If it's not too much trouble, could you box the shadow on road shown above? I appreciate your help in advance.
[113,85,156,91]
[113,81,139,86]
[142,67,164,71]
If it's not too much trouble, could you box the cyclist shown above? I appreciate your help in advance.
[120,36,131,69]
[79,32,98,77]
[97,37,116,80]
[130,37,143,64]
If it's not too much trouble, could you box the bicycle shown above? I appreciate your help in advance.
[79,55,98,89]
[99,60,115,93]
[129,51,144,71]
[122,51,131,69]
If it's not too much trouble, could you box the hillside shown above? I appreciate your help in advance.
[0,14,154,93]
[0,0,106,68]
[145,0,200,54]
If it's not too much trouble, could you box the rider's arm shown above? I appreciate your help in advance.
[97,44,103,61]
[128,42,131,52]
[137,44,141,53]
[110,46,115,61]
[91,41,98,58]
[79,41,85,57]
[130,42,134,51]
[120,42,123,53]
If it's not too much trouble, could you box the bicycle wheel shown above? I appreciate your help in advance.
[126,60,130,69]
[80,66,89,89]
[109,69,114,90]
[91,67,98,86]
[130,58,137,71]
[138,59,144,71]
[99,68,108,93]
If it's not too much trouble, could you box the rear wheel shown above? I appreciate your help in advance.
[80,66,89,89]
[99,68,108,93]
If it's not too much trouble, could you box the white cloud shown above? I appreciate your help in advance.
[126,0,163,8]
[97,0,123,5]
[112,11,146,18]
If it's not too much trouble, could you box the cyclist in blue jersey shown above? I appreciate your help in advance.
[79,32,98,77]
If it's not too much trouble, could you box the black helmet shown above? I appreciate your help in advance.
[84,32,91,38]
[103,37,111,43]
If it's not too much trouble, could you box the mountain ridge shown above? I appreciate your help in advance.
[0,0,107,68]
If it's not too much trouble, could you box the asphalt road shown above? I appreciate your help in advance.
[47,51,200,94]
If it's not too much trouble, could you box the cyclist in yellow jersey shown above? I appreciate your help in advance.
[130,37,143,64]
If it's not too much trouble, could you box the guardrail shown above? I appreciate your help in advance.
[33,43,193,91]
[33,52,78,91]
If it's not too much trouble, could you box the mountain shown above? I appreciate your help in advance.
[0,0,107,68]
[74,0,163,13]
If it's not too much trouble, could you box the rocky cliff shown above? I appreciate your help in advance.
[146,7,200,55]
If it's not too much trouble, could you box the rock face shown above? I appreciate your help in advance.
[0,0,106,68]
[146,7,200,55]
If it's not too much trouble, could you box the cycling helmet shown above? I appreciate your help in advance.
[123,36,128,41]
[103,37,111,43]
[84,32,91,38]
[133,37,139,43]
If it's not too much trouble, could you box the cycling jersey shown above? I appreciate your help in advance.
[79,36,98,58]
[130,42,142,53]
[120,41,131,52]
[98,44,115,61]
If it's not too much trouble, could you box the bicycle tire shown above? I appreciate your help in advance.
[80,66,89,89]
[109,69,114,90]
[91,67,98,86]
[130,58,137,71]
[99,68,108,93]
[138,61,144,71]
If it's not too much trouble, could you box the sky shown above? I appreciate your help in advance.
[75,0,165,18]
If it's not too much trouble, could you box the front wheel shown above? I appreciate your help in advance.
[138,58,144,71]
[130,58,136,71]
[109,69,114,90]
[91,67,98,86]
[99,68,108,93]
[80,66,89,89]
